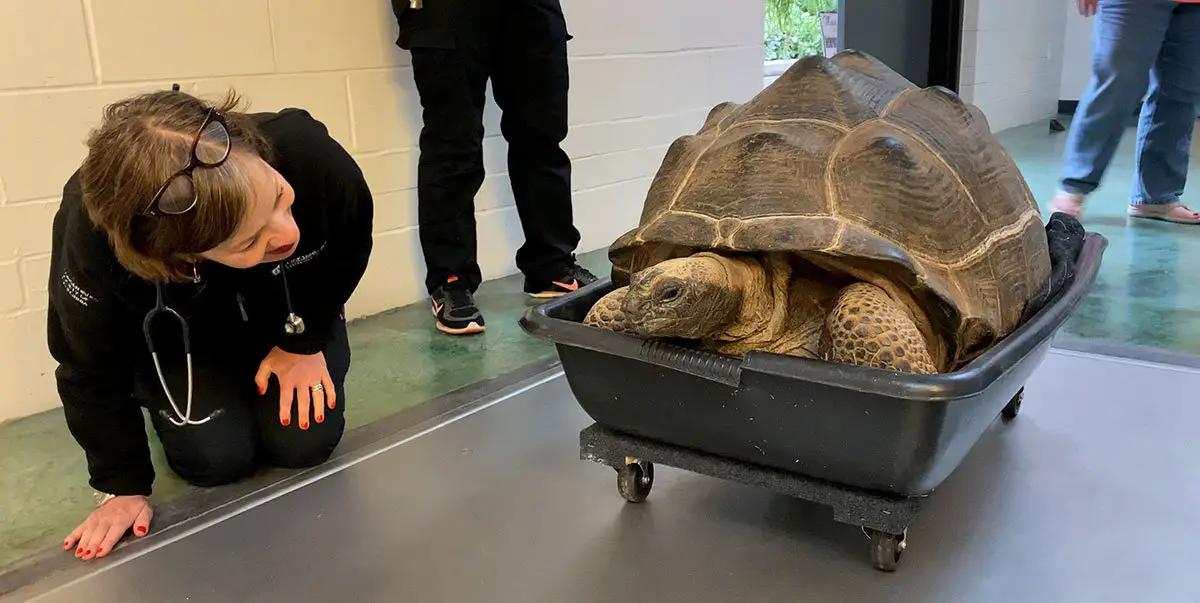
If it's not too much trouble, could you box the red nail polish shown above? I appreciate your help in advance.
[84,549,92,556]
[76,548,83,555]
[300,422,309,430]
[316,415,324,424]
[329,401,336,409]
[281,418,290,426]
[136,526,147,535]
[64,540,71,549]
[258,385,266,395]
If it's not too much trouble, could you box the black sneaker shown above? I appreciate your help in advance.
[524,262,598,299]
[431,278,485,336]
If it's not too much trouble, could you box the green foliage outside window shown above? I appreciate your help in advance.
[764,0,838,61]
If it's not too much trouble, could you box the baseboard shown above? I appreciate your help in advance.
[1058,99,1144,117]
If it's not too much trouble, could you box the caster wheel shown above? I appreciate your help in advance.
[1002,389,1023,421]
[616,460,654,503]
[867,528,906,572]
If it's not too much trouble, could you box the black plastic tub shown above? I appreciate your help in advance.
[521,234,1107,497]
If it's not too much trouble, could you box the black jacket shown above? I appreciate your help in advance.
[47,109,374,496]
[390,0,570,49]
[392,0,459,49]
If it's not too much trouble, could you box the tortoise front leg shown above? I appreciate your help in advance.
[584,286,632,333]
[824,283,937,374]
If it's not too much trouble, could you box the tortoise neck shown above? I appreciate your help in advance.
[711,254,791,343]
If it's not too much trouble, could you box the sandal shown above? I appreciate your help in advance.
[1050,191,1086,219]
[1127,202,1200,224]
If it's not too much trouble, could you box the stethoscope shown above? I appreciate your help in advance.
[145,265,304,427]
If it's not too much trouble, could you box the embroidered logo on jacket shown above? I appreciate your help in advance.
[61,272,98,307]
[271,241,327,275]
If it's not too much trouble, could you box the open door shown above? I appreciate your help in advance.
[837,0,964,91]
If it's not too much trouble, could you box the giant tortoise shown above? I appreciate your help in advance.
[583,50,1051,374]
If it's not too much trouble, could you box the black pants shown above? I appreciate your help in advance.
[402,0,581,293]
[134,318,350,488]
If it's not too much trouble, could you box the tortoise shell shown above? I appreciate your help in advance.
[608,50,1051,368]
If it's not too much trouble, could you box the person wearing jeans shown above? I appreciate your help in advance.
[1054,0,1200,224]
[390,0,597,336]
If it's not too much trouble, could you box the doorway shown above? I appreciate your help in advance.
[761,0,964,92]
[837,0,965,90]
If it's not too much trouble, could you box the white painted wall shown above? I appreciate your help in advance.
[0,0,765,423]
[959,0,1068,131]
[1060,6,1094,101]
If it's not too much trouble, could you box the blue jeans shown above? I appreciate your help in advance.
[1061,0,1200,205]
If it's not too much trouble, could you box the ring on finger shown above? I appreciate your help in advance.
[310,383,324,392]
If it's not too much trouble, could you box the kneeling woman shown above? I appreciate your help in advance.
[49,90,373,560]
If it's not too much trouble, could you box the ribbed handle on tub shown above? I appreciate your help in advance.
[638,340,741,386]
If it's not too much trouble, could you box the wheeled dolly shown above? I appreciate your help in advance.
[582,389,1025,572]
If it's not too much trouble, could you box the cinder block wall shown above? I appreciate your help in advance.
[958,0,1067,131]
[0,0,765,423]
[1059,7,1095,104]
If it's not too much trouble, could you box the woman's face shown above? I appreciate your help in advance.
[200,158,300,269]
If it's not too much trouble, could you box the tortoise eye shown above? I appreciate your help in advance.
[658,285,681,303]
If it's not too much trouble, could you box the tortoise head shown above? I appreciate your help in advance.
[622,254,742,339]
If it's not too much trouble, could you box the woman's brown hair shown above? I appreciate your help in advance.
[80,88,274,283]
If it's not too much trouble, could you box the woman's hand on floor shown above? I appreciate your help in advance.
[256,347,336,430]
[64,495,152,561]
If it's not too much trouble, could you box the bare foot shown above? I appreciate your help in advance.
[1128,202,1200,224]
[1050,191,1086,219]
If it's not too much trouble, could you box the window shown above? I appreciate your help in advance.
[764,0,839,62]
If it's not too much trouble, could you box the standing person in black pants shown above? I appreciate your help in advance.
[392,0,596,336]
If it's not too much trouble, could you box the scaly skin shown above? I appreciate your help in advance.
[822,282,937,373]
[585,252,937,374]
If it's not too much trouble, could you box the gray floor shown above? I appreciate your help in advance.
[8,350,1200,603]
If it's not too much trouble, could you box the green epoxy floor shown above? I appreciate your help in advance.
[0,251,610,572]
[998,118,1200,353]
[3,117,1200,576]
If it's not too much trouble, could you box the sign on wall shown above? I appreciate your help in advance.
[820,11,839,58]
